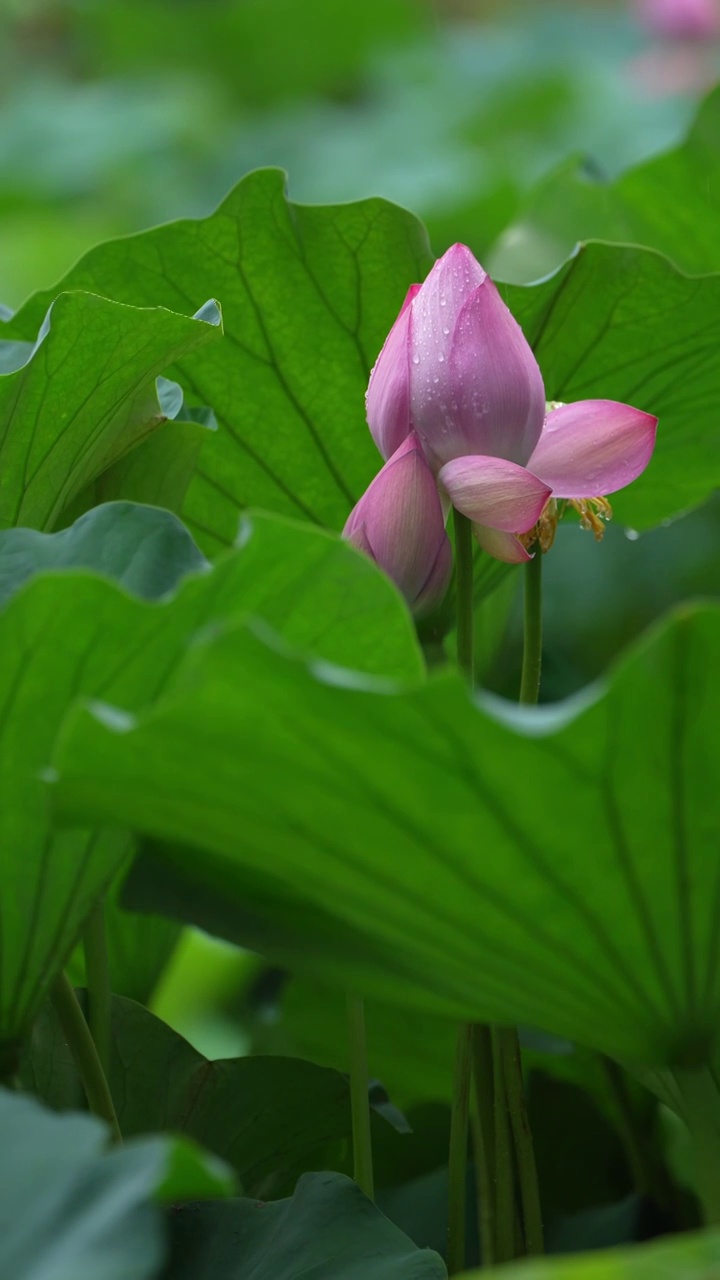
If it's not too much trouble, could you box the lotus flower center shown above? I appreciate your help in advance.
[519,499,559,553]
[569,496,613,541]
[519,495,613,553]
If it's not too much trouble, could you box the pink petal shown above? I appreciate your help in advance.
[473,524,532,565]
[409,249,545,469]
[527,401,658,499]
[438,455,551,533]
[343,432,451,613]
[635,0,720,40]
[365,284,420,461]
[414,536,454,618]
[410,244,487,375]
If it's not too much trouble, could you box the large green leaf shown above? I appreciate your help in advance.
[0,501,204,1004]
[0,500,207,609]
[265,976,456,1110]
[67,876,182,1007]
[60,379,217,524]
[460,1225,720,1280]
[22,991,400,1198]
[53,603,720,1067]
[163,1171,446,1280]
[0,508,419,1053]
[0,292,221,532]
[4,170,718,535]
[490,86,720,285]
[0,1090,233,1280]
[2,169,433,553]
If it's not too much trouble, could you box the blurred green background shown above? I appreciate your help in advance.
[0,0,706,307]
[3,0,719,1061]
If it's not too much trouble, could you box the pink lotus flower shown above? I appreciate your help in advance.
[635,0,720,41]
[343,432,452,615]
[366,245,658,563]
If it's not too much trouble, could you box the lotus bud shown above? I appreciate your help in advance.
[365,245,546,474]
[343,432,452,617]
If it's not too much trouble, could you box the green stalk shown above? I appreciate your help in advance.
[447,510,478,1274]
[83,901,112,1075]
[519,545,543,705]
[601,1055,676,1208]
[448,1024,474,1274]
[495,535,544,1258]
[491,1029,517,1263]
[674,1067,720,1225]
[471,1024,496,1267]
[453,509,475,683]
[50,972,122,1143]
[346,993,374,1199]
[498,1028,543,1255]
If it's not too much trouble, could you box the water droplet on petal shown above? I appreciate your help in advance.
[412,354,420,365]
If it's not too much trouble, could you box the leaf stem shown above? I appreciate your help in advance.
[471,1025,496,1267]
[447,509,479,1274]
[346,993,374,1199]
[83,901,112,1075]
[601,1055,675,1207]
[491,1029,517,1262]
[499,1028,543,1255]
[519,546,543,705]
[448,1023,473,1274]
[50,972,121,1143]
[674,1066,720,1225]
[453,509,475,683]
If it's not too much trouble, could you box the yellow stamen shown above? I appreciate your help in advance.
[568,496,613,541]
[517,495,613,553]
[519,498,559,553]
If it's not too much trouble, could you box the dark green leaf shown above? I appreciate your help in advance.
[2,169,433,553]
[0,501,207,608]
[0,292,221,532]
[263,976,456,1110]
[67,871,182,1007]
[22,992,399,1198]
[0,1090,233,1280]
[0,510,418,1049]
[162,1171,446,1279]
[54,604,720,1067]
[63,416,214,524]
[459,1224,720,1279]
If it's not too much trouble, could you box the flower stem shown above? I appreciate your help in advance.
[519,546,543,705]
[453,509,475,683]
[346,993,374,1200]
[50,972,122,1143]
[674,1067,720,1225]
[447,1023,473,1274]
[83,901,112,1076]
[448,509,479,1273]
[497,541,545,1258]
